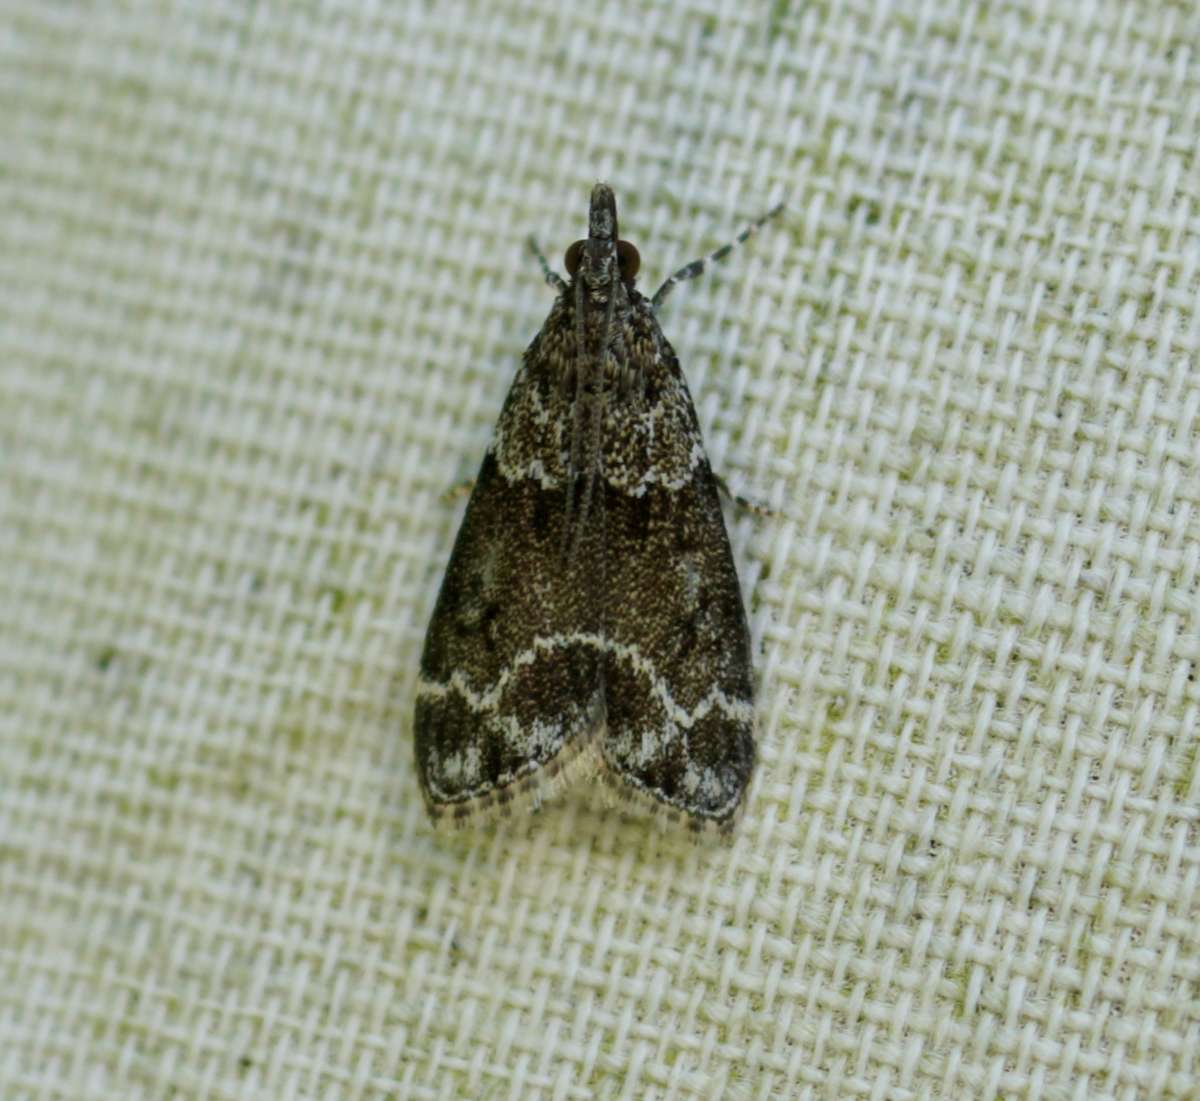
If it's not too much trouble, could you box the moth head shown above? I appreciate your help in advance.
[563,182,641,288]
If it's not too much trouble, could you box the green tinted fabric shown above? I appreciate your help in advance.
[1,3,1197,1098]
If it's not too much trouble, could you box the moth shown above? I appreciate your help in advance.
[415,183,778,832]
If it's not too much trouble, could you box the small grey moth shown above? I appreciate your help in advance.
[415,183,781,832]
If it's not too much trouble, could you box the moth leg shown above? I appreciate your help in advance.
[441,478,475,504]
[651,199,787,312]
[527,235,568,294]
[713,473,775,518]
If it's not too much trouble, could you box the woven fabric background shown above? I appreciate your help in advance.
[2,2,1198,1098]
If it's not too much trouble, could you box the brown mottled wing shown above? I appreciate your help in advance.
[599,339,756,830]
[415,353,605,825]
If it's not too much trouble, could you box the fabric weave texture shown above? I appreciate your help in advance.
[1,2,1197,1099]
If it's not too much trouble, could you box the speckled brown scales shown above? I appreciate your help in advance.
[415,183,778,832]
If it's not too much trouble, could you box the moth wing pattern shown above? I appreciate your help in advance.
[414,356,606,825]
[415,182,771,833]
[597,332,755,832]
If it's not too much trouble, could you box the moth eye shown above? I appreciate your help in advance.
[617,240,641,279]
[564,240,585,275]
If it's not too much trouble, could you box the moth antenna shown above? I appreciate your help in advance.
[650,198,786,312]
[528,235,568,294]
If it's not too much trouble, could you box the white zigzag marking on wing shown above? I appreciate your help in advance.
[418,632,753,728]
[418,632,603,714]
